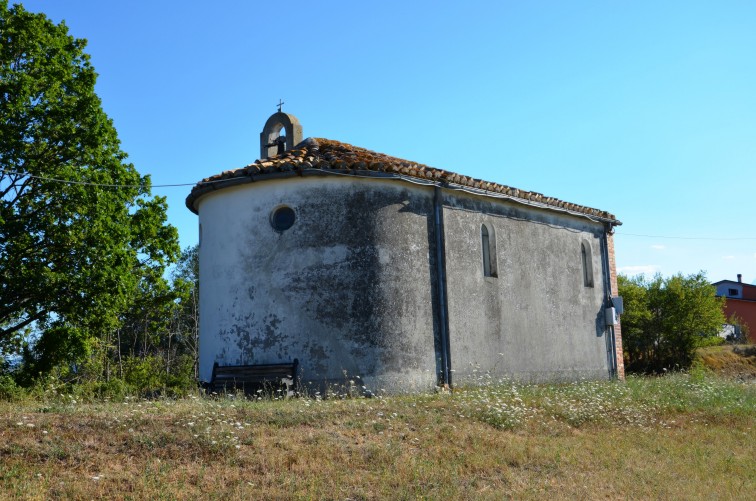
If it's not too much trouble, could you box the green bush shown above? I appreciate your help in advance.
[73,378,134,402]
[163,355,197,397]
[0,374,25,402]
[696,335,726,348]
[619,272,725,373]
[122,356,165,394]
[120,355,197,397]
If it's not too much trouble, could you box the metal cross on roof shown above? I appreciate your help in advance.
[276,99,284,113]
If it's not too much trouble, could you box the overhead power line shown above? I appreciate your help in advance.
[0,168,197,188]
[0,168,203,188]
[5,168,755,242]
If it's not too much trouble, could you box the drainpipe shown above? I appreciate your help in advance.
[433,186,452,387]
[601,225,618,378]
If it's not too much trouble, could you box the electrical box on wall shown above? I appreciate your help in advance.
[611,296,624,315]
[605,307,618,326]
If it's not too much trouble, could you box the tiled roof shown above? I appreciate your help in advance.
[186,138,620,224]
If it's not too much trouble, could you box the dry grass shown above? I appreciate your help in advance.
[697,344,756,380]
[1,374,753,500]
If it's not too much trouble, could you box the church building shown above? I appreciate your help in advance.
[186,111,625,393]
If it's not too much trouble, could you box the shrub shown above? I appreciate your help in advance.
[122,356,165,395]
[619,272,725,373]
[0,374,25,402]
[696,335,725,348]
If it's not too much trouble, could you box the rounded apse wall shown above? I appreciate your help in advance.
[195,175,440,393]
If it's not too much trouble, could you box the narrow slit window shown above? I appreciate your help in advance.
[581,241,594,288]
[481,224,497,278]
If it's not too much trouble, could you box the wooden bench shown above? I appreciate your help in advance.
[208,359,299,397]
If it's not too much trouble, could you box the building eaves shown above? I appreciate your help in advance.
[186,138,621,225]
[713,280,756,289]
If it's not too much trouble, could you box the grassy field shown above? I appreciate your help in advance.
[1,369,753,500]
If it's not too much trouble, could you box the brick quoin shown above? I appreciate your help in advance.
[607,232,625,380]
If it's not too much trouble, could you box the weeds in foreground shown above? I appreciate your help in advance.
[449,371,754,431]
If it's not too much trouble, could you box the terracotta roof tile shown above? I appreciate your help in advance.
[186,138,620,225]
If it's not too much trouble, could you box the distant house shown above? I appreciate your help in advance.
[713,274,756,343]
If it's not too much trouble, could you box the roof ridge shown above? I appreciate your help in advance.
[186,138,620,225]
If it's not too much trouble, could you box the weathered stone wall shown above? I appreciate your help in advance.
[196,175,618,392]
[441,190,614,382]
[197,176,440,393]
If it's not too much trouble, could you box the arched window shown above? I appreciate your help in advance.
[481,223,497,278]
[581,241,594,287]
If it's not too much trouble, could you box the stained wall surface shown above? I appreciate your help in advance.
[197,176,440,392]
[196,175,615,392]
[441,190,613,382]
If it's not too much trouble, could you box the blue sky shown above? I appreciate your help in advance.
[20,1,756,284]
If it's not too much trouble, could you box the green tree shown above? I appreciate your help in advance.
[0,2,179,373]
[618,272,725,373]
[170,245,199,377]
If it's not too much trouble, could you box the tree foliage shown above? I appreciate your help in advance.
[0,2,179,371]
[171,245,199,376]
[618,272,725,373]
[102,245,198,389]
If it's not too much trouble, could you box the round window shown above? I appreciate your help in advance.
[270,206,296,232]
